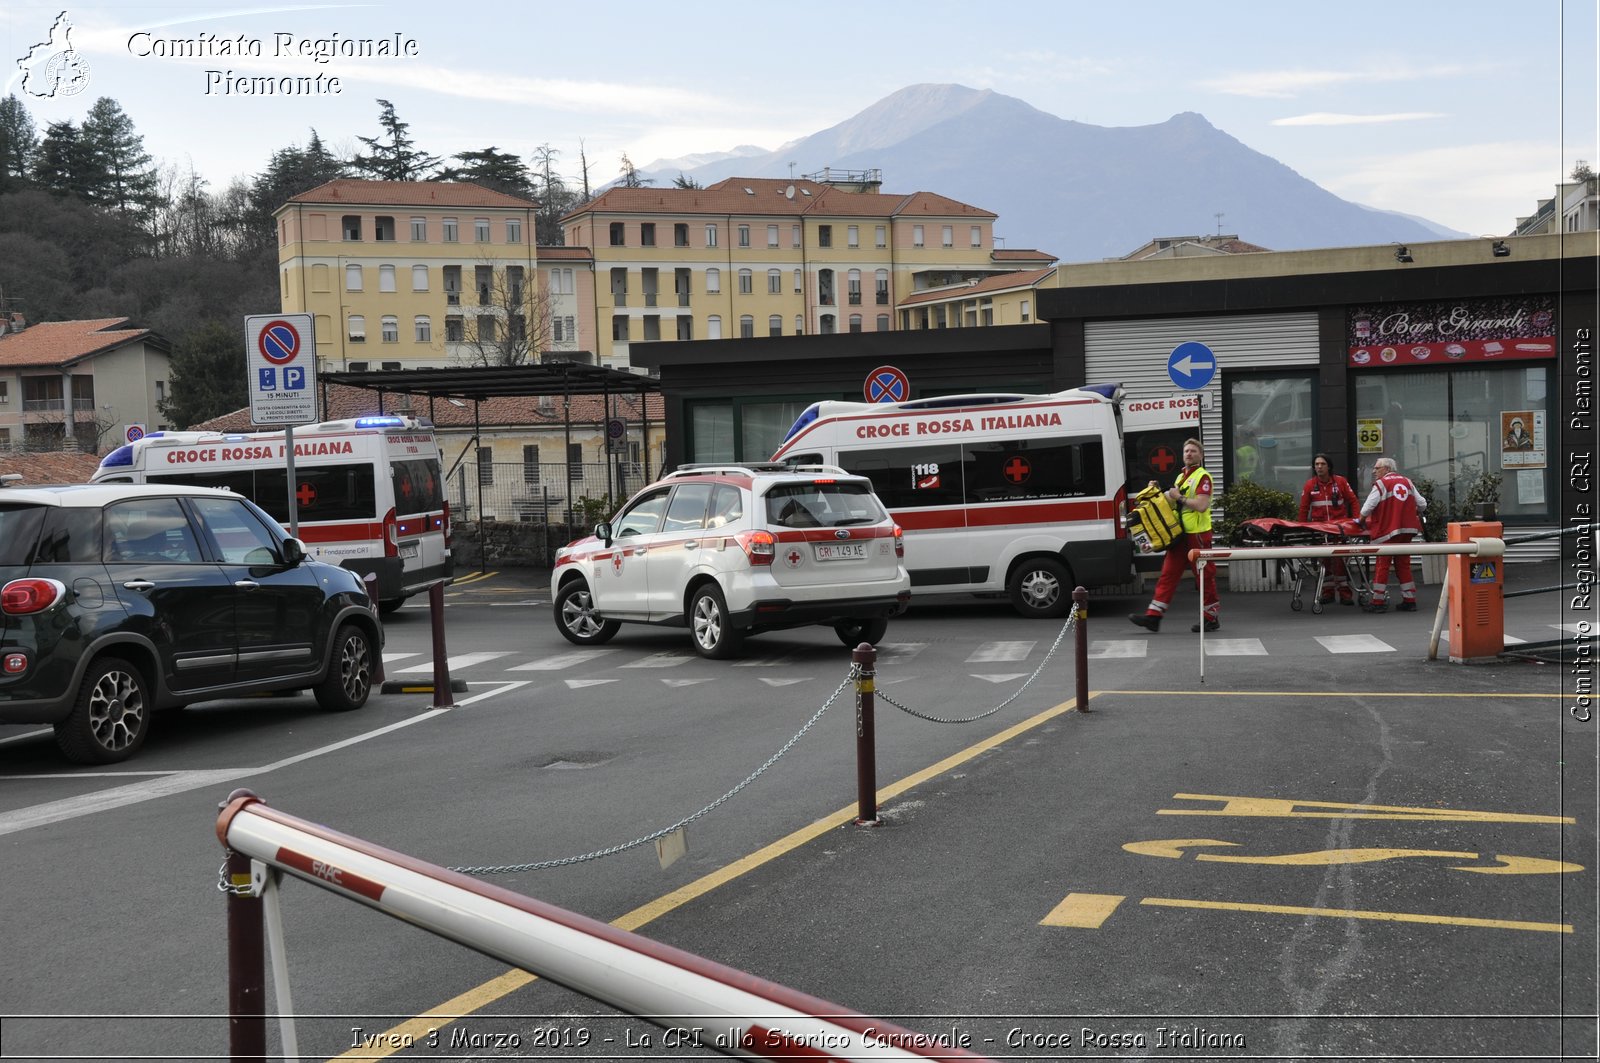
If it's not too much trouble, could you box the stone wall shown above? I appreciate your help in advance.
[450,519,584,569]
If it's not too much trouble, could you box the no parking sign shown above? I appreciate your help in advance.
[124,423,145,444]
[245,314,316,425]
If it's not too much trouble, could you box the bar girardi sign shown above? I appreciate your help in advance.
[1347,295,1556,368]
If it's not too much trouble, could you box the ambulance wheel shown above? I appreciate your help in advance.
[555,581,620,646]
[1008,557,1072,619]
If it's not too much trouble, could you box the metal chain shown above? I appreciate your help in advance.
[450,665,862,877]
[215,857,255,897]
[876,608,1077,724]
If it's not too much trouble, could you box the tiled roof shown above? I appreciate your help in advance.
[563,177,994,222]
[0,318,159,368]
[192,383,663,433]
[899,267,1056,305]
[0,449,104,485]
[536,245,593,261]
[282,179,537,209]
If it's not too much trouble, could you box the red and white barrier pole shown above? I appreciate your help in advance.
[216,790,990,1062]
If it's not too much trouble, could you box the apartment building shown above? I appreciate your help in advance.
[0,316,172,454]
[274,180,539,372]
[561,173,1030,365]
[1513,175,1600,236]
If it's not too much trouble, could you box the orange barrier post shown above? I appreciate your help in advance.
[1447,521,1504,663]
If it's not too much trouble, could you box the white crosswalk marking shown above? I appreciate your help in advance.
[1553,623,1591,636]
[734,653,798,667]
[397,651,512,673]
[565,678,616,689]
[381,652,422,665]
[973,673,1028,683]
[620,652,693,668]
[661,678,715,687]
[1315,634,1396,654]
[965,641,1036,663]
[509,649,616,671]
[875,642,926,662]
[1088,640,1148,659]
[1202,638,1267,656]
[759,678,811,687]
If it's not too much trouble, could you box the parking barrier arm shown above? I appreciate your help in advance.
[216,789,992,1062]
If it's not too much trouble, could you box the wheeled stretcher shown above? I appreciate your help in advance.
[1235,517,1375,613]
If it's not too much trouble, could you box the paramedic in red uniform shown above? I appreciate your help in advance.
[1298,453,1361,605]
[1359,456,1428,612]
[1129,438,1220,633]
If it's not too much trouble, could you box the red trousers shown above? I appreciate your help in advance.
[1371,533,1417,602]
[1147,530,1219,620]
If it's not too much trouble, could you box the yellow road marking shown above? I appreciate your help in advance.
[1141,896,1572,934]
[1041,893,1125,928]
[1158,793,1574,824]
[330,691,1100,1059]
[1123,838,1582,874]
[449,571,497,587]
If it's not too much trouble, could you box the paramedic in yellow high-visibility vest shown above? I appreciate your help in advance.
[1129,438,1220,633]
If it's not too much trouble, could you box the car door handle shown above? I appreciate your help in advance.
[684,540,699,550]
[234,580,260,590]
[121,580,156,592]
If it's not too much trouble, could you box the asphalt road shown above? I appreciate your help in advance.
[0,563,1593,1061]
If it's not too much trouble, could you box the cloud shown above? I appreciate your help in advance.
[1274,112,1446,126]
[1320,140,1563,235]
[1201,64,1475,99]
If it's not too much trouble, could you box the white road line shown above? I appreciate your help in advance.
[734,653,798,667]
[1315,634,1396,654]
[965,641,1036,663]
[1088,640,1148,659]
[0,728,53,749]
[1203,638,1268,656]
[565,679,617,689]
[1552,623,1592,636]
[661,678,715,687]
[619,652,694,668]
[758,678,811,687]
[508,649,617,671]
[381,652,423,664]
[876,642,927,661]
[972,673,1028,683]
[397,651,513,674]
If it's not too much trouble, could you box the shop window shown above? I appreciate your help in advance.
[1226,373,1316,497]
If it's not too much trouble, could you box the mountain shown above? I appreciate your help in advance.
[636,85,1468,262]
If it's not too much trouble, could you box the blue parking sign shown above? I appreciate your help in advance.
[284,366,305,390]
[258,367,277,390]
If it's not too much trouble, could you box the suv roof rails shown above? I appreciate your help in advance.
[667,462,850,479]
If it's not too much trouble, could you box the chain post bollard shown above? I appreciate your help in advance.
[361,573,385,683]
[1072,586,1090,712]
[220,790,266,1062]
[852,642,878,826]
[429,579,454,708]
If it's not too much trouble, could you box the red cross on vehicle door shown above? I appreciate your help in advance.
[1004,456,1031,484]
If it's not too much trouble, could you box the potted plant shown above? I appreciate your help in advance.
[1412,470,1502,583]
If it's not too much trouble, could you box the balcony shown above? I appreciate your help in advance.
[445,291,461,306]
[876,292,889,305]
[644,293,658,307]
[613,293,628,307]
[678,293,691,307]
[848,292,861,305]
[819,294,835,306]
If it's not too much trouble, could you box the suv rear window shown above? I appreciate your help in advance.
[763,482,885,528]
[0,504,46,565]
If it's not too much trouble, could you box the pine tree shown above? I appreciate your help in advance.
[33,120,105,201]
[349,99,439,181]
[437,147,532,198]
[80,97,158,217]
[0,95,39,193]
[242,129,348,253]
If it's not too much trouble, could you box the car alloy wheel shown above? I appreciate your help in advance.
[55,657,149,764]
[688,584,743,659]
[554,581,620,646]
[315,624,374,712]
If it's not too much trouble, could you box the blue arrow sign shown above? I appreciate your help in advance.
[1168,341,1217,390]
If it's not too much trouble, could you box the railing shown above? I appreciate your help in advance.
[447,462,649,525]
[876,292,889,304]
[613,292,628,306]
[848,292,861,305]
[22,399,64,412]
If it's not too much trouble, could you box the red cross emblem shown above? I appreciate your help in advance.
[1150,446,1177,474]
[785,549,803,568]
[1003,456,1031,484]
[399,478,413,498]
[611,552,624,573]
[296,482,317,507]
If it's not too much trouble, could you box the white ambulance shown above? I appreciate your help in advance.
[92,416,450,613]
[771,386,1135,617]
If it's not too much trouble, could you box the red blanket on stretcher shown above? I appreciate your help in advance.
[1235,517,1368,545]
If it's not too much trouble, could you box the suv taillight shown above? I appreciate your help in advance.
[2,578,65,615]
[893,524,904,559]
[737,529,777,565]
[382,507,398,558]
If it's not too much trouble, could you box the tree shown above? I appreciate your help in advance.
[448,260,554,367]
[161,319,248,427]
[617,152,651,188]
[0,95,39,194]
[1574,160,1595,182]
[80,97,158,219]
[32,120,105,201]
[349,99,439,181]
[529,142,580,246]
[672,172,702,189]
[437,147,532,198]
[240,130,347,255]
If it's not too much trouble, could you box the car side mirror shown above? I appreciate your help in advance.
[594,521,613,546]
[281,537,306,565]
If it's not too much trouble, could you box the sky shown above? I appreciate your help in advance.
[3,0,1596,239]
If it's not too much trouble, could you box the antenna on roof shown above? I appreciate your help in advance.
[1214,212,1225,236]
[788,161,796,178]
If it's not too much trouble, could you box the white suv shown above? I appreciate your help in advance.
[552,464,910,658]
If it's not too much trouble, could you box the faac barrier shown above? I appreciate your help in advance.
[1190,532,1506,680]
[216,789,992,1062]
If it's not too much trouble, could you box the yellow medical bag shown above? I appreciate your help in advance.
[1129,482,1184,552]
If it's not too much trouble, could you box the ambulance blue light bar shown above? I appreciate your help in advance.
[99,445,133,468]
[355,416,407,428]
